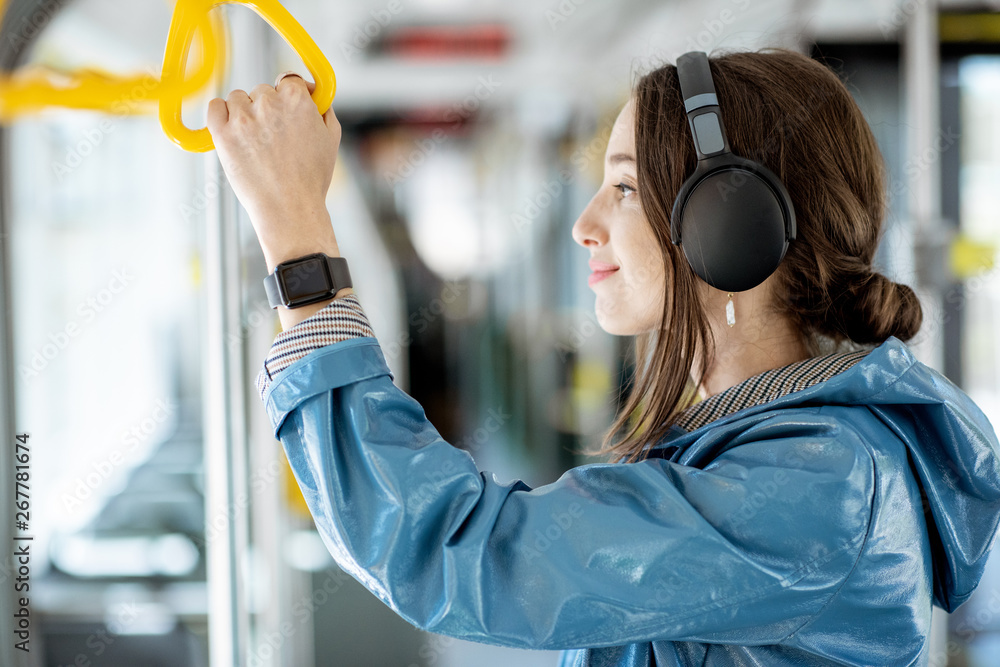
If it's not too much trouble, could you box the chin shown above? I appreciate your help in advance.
[595,306,638,336]
[596,297,663,336]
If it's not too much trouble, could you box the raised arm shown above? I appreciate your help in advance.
[207,72,351,330]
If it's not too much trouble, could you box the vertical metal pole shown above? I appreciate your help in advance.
[939,57,963,387]
[1,128,24,667]
[241,18,328,663]
[905,0,946,373]
[1,2,72,658]
[903,0,950,660]
[203,141,252,666]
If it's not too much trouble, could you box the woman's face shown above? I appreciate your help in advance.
[572,98,666,336]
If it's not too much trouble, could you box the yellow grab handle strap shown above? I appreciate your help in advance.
[0,9,221,119]
[159,0,336,152]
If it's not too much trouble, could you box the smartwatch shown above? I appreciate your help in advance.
[263,253,352,309]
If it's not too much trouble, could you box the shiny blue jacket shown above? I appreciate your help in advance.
[260,335,1000,666]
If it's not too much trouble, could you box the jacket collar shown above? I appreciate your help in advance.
[674,346,873,432]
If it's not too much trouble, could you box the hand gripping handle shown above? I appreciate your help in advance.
[159,0,336,153]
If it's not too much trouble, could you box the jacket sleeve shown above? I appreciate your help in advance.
[254,293,375,401]
[260,336,876,650]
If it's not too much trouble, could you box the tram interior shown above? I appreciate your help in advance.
[1,0,999,665]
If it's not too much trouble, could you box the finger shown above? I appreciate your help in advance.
[275,73,311,98]
[249,83,275,103]
[226,88,251,111]
[322,103,341,135]
[274,70,303,88]
[206,97,229,132]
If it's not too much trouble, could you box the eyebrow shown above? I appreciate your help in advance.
[608,153,636,165]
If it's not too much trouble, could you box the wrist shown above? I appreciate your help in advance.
[253,207,338,268]
[275,286,354,331]
[262,233,342,273]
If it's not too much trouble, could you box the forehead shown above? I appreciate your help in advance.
[606,99,635,160]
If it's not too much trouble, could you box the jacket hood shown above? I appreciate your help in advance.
[676,337,1000,612]
[853,339,1000,611]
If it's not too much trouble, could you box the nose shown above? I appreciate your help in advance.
[571,193,608,248]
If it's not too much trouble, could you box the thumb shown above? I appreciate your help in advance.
[275,70,335,131]
[323,104,341,134]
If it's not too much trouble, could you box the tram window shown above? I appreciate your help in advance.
[7,9,211,661]
[953,55,1000,665]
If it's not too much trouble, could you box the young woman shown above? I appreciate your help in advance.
[208,49,1000,665]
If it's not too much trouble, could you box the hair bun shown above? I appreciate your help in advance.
[829,271,922,344]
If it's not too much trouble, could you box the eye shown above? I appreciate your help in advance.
[614,182,636,199]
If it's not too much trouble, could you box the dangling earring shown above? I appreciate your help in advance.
[725,293,735,327]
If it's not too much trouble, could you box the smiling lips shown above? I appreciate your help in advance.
[588,259,619,286]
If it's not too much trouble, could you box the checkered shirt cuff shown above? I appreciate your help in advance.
[255,293,376,401]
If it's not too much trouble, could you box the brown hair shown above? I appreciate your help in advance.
[595,48,922,464]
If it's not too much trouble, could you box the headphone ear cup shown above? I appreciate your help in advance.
[675,167,790,292]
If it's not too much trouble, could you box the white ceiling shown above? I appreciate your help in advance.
[25,0,995,115]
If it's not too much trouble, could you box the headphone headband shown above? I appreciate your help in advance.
[676,52,731,161]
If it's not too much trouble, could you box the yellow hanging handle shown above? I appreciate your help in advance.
[0,9,223,120]
[0,0,334,153]
[160,0,337,152]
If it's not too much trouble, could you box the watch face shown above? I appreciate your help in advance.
[280,256,332,305]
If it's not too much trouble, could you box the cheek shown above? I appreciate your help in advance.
[631,254,665,293]
[600,212,668,327]
[627,244,668,326]
[604,259,666,328]
[618,226,665,292]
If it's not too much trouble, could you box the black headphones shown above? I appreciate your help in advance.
[670,51,796,293]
